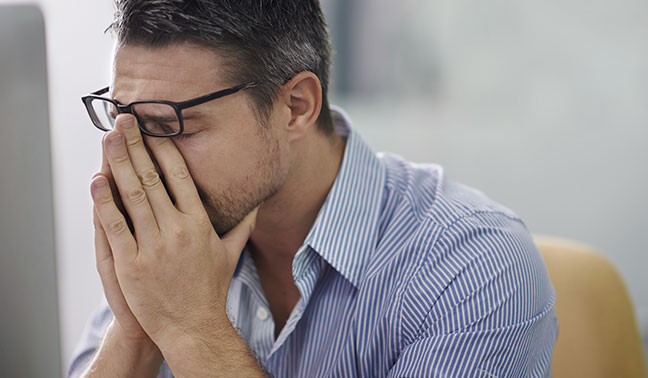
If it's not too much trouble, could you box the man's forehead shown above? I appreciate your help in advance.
[111,43,231,102]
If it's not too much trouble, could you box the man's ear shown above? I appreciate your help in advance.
[279,71,322,142]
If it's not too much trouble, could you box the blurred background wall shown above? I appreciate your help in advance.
[1,0,645,372]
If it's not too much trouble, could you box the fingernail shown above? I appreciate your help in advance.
[109,134,122,145]
[94,177,107,187]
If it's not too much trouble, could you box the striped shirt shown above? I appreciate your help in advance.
[69,107,557,377]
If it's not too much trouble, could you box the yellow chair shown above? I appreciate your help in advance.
[534,236,647,378]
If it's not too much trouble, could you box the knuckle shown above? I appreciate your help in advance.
[139,169,161,189]
[172,165,191,181]
[125,260,146,281]
[113,154,130,164]
[95,258,113,276]
[127,187,147,205]
[171,227,190,244]
[97,194,114,206]
[155,138,171,147]
[125,135,144,148]
[131,258,147,274]
[196,213,213,231]
[108,219,128,235]
[150,238,165,253]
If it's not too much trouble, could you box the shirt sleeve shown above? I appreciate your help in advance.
[67,298,114,378]
[388,212,558,377]
[68,298,174,378]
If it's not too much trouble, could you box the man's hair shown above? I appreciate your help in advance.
[108,0,334,133]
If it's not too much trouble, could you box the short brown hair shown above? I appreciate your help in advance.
[109,0,334,133]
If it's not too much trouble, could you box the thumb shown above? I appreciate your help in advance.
[221,207,259,255]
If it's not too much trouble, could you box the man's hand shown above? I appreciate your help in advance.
[90,114,260,371]
[83,137,163,378]
[93,139,152,343]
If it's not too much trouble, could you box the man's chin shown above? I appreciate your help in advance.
[206,205,252,236]
[207,213,237,236]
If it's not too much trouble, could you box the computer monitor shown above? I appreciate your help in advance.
[0,5,62,378]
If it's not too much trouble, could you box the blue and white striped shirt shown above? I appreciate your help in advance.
[70,107,557,377]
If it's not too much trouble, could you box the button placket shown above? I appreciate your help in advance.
[256,306,270,321]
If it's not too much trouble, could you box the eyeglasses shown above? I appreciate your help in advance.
[81,82,258,137]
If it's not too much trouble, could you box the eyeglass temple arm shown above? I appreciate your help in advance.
[178,82,258,109]
[92,86,110,96]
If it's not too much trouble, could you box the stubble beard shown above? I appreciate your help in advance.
[197,133,283,236]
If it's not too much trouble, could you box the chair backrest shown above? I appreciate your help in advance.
[534,236,647,378]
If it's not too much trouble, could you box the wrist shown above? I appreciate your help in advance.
[157,316,231,358]
[159,318,264,377]
[82,320,163,378]
[153,307,231,354]
[107,320,162,362]
[159,328,225,377]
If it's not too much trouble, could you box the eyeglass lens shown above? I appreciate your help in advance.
[88,98,180,135]
[132,103,181,135]
[89,98,117,131]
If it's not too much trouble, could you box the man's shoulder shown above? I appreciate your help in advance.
[369,152,537,288]
[364,153,555,353]
[377,152,521,232]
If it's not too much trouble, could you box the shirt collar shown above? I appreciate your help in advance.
[302,106,386,288]
[233,107,386,289]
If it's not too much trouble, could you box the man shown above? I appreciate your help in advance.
[70,1,557,377]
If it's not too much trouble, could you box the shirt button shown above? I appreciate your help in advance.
[256,307,269,321]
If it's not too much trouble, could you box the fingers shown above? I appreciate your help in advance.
[113,115,175,217]
[103,124,161,243]
[98,146,133,233]
[91,174,138,262]
[143,134,204,215]
[93,207,135,321]
[221,207,259,257]
[93,206,113,267]
[101,134,115,183]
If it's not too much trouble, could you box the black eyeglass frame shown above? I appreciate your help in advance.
[81,82,258,137]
